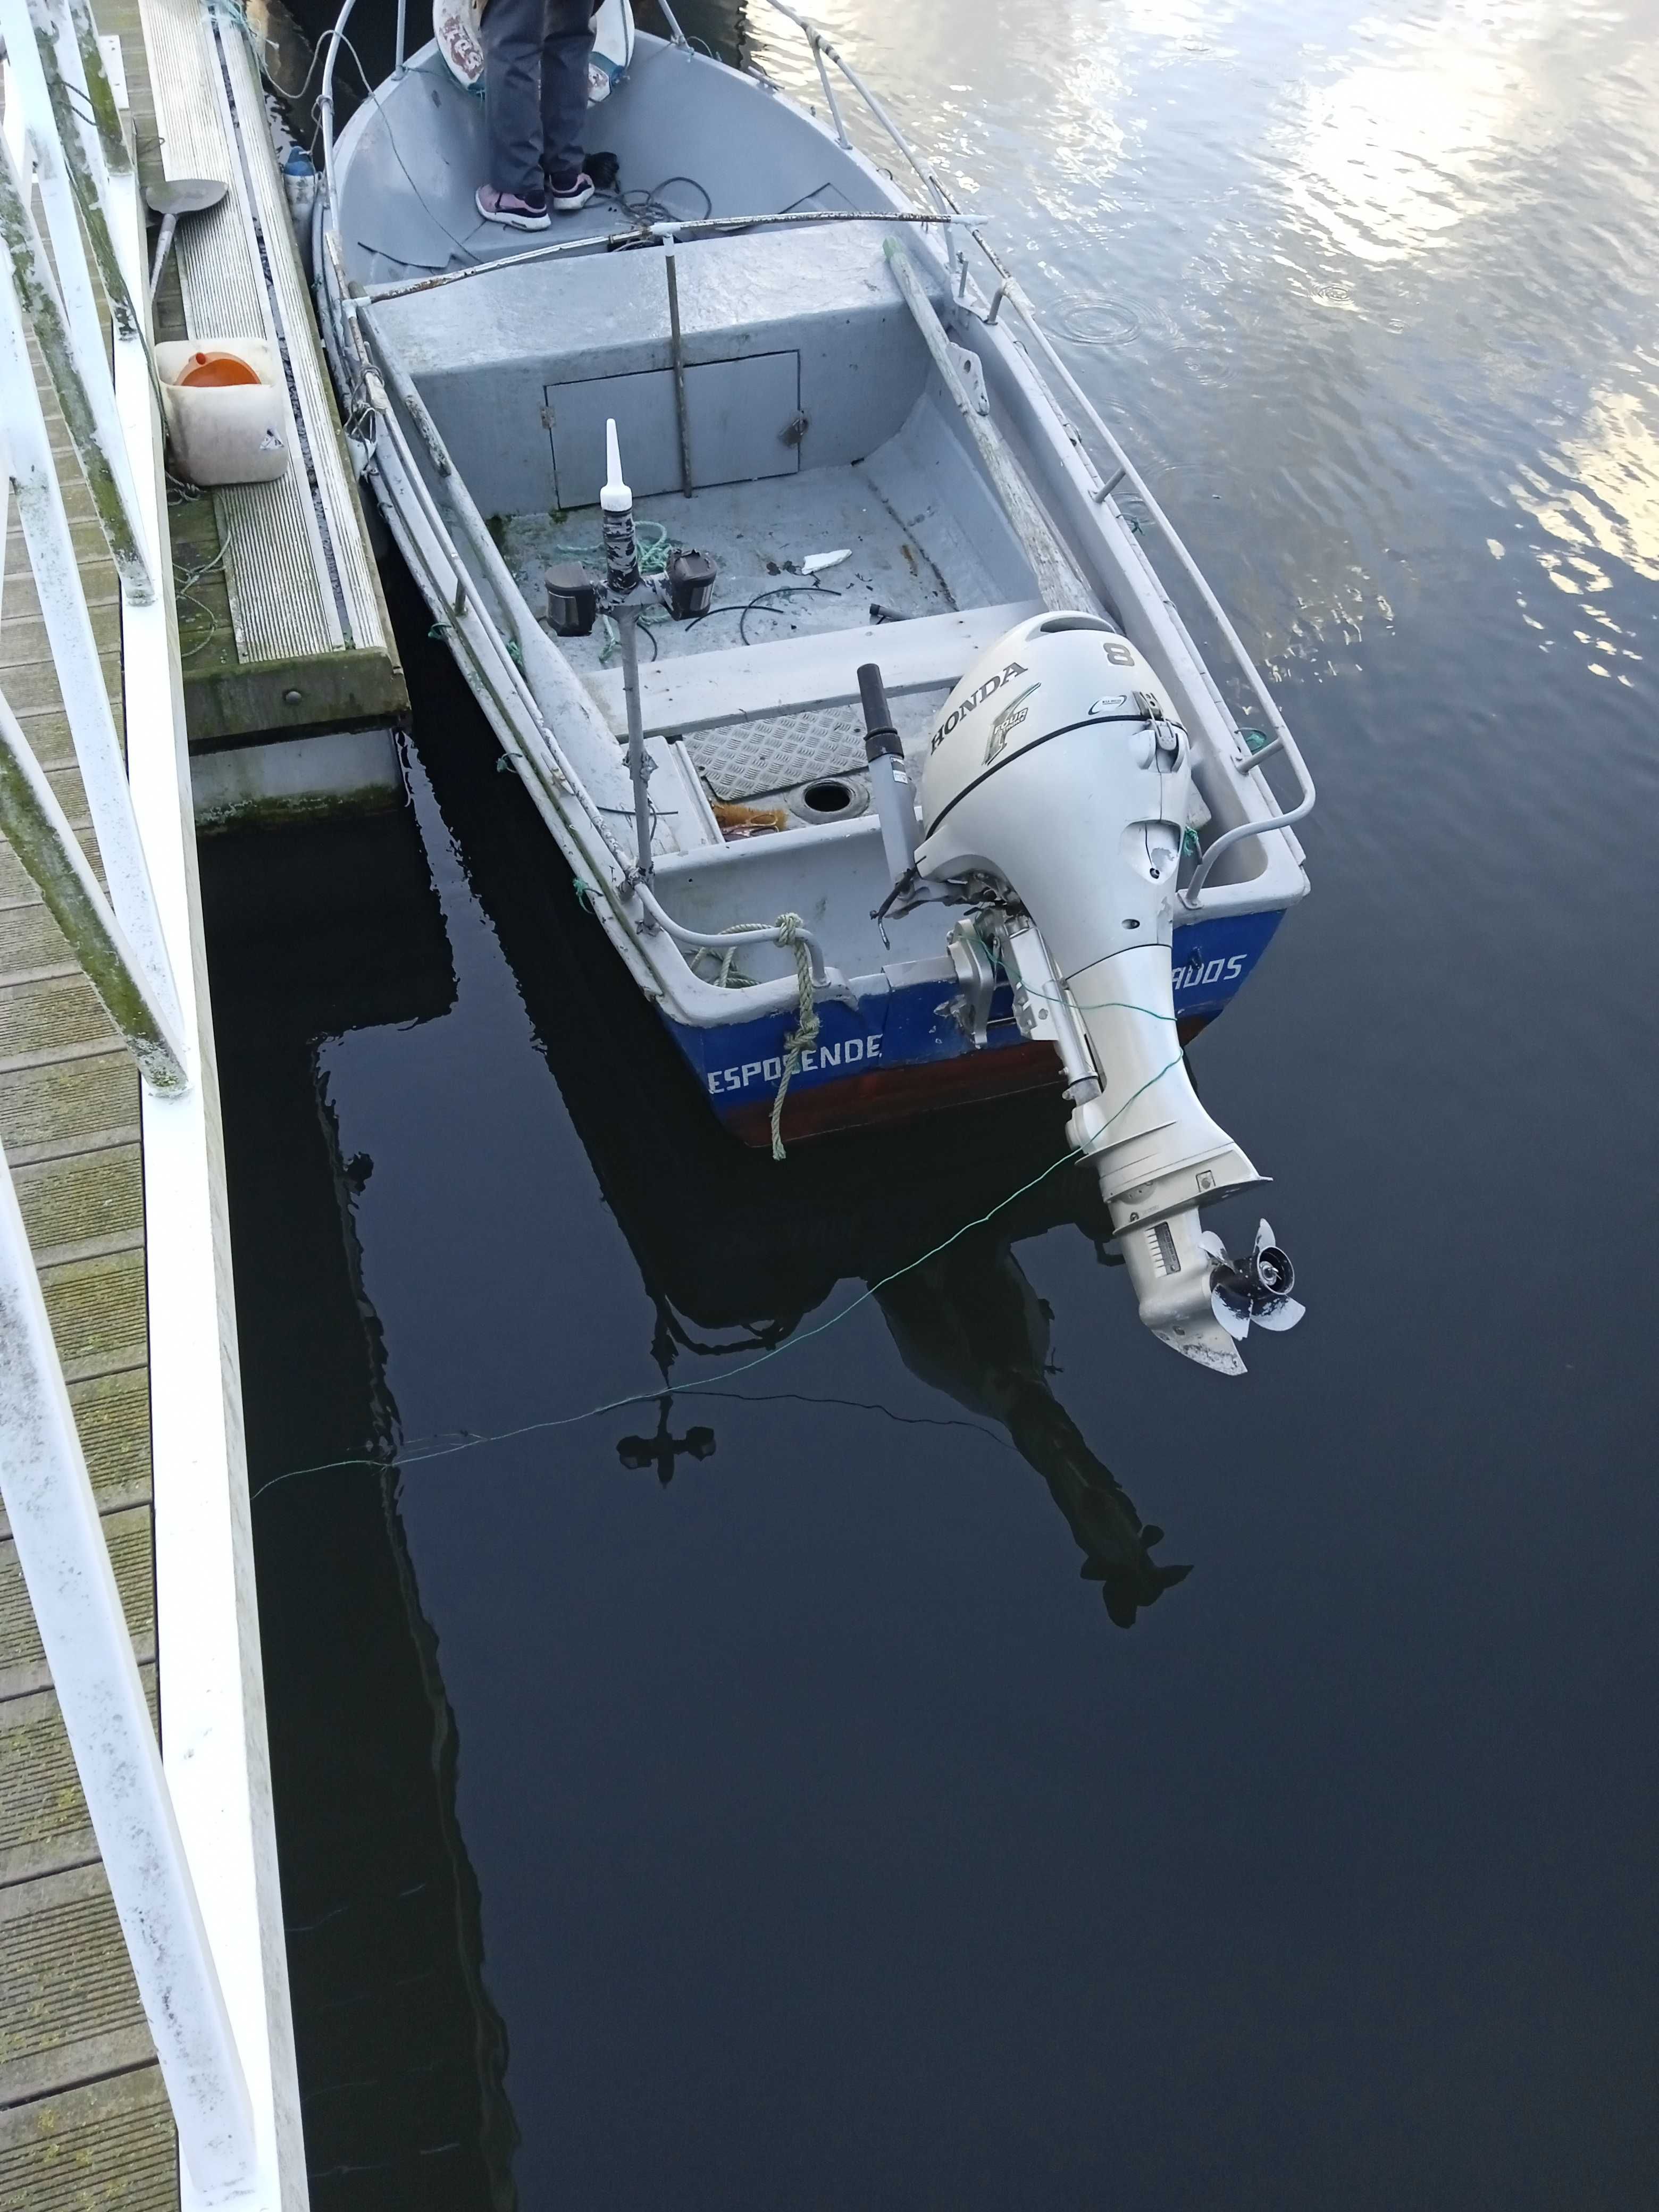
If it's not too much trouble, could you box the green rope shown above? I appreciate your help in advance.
[1018,985,1179,1019]
[548,518,678,577]
[250,1143,1085,1504]
[248,1047,1204,1508]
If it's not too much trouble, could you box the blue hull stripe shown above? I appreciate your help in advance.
[668,908,1286,1119]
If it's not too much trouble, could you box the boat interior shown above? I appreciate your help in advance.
[348,39,1283,986]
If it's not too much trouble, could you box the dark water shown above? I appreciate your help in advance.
[205,2,1658,2203]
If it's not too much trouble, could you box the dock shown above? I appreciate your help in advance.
[137,0,407,815]
[0,0,405,2197]
[0,297,178,2204]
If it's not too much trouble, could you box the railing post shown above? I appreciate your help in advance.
[808,30,849,148]
[0,1141,256,2193]
[0,128,154,598]
[0,0,141,337]
[0,238,182,1031]
[0,684,190,1093]
[62,0,131,178]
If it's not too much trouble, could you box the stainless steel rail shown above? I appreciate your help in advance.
[752,0,1315,905]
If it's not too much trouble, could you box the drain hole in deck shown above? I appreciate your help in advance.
[789,776,868,825]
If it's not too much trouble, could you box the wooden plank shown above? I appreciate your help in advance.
[0,654,122,722]
[0,1505,156,1702]
[0,981,113,1062]
[64,1369,152,1515]
[0,2064,177,2212]
[0,605,123,669]
[39,1249,148,1381]
[0,1052,138,1151]
[0,1669,157,1884]
[0,1866,155,2105]
[11,1141,143,1258]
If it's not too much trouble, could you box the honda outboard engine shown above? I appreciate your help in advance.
[912,611,1302,1375]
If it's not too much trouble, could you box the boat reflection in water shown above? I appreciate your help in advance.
[397,575,1195,1630]
[199,590,1198,2203]
[877,1237,1191,1628]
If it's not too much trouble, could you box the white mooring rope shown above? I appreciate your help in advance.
[769,912,820,1161]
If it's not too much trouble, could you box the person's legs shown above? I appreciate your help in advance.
[540,0,594,197]
[482,0,547,203]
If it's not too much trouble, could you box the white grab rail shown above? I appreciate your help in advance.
[0,1149,255,2191]
[0,0,273,2191]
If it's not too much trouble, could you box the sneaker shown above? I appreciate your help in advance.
[544,168,595,213]
[475,185,549,231]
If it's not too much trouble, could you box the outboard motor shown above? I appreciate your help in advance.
[911,611,1302,1375]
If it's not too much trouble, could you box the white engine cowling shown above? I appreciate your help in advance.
[915,611,1275,1375]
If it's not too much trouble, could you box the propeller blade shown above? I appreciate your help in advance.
[1211,1286,1252,1340]
[1200,1229,1231,1266]
[1250,1295,1306,1334]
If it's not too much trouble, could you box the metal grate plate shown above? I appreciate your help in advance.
[686,690,946,802]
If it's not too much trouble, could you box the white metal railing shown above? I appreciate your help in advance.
[0,0,267,2191]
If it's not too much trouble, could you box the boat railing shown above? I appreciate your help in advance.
[321,0,1312,907]
[0,0,271,2190]
[750,0,1314,906]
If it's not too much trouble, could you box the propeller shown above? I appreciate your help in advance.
[1201,1219,1305,1344]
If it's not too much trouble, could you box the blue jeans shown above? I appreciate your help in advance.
[483,0,593,197]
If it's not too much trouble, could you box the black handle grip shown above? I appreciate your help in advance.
[857,661,901,759]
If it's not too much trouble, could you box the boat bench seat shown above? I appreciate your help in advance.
[373,224,944,517]
[580,601,1042,741]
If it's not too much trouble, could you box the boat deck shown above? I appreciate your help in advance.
[504,462,976,681]
[501,447,1024,816]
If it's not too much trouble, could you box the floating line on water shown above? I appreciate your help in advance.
[249,1055,1187,1505]
[251,1148,1083,1503]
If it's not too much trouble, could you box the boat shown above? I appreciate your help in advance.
[311,0,1317,1372]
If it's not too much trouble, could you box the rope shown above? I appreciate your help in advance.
[769,913,819,1161]
[247,1048,1201,1507]
[250,1145,1084,1504]
[682,914,819,1077]
[550,518,678,578]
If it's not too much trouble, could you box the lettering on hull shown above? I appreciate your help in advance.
[1172,952,1247,994]
[706,1034,885,1097]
